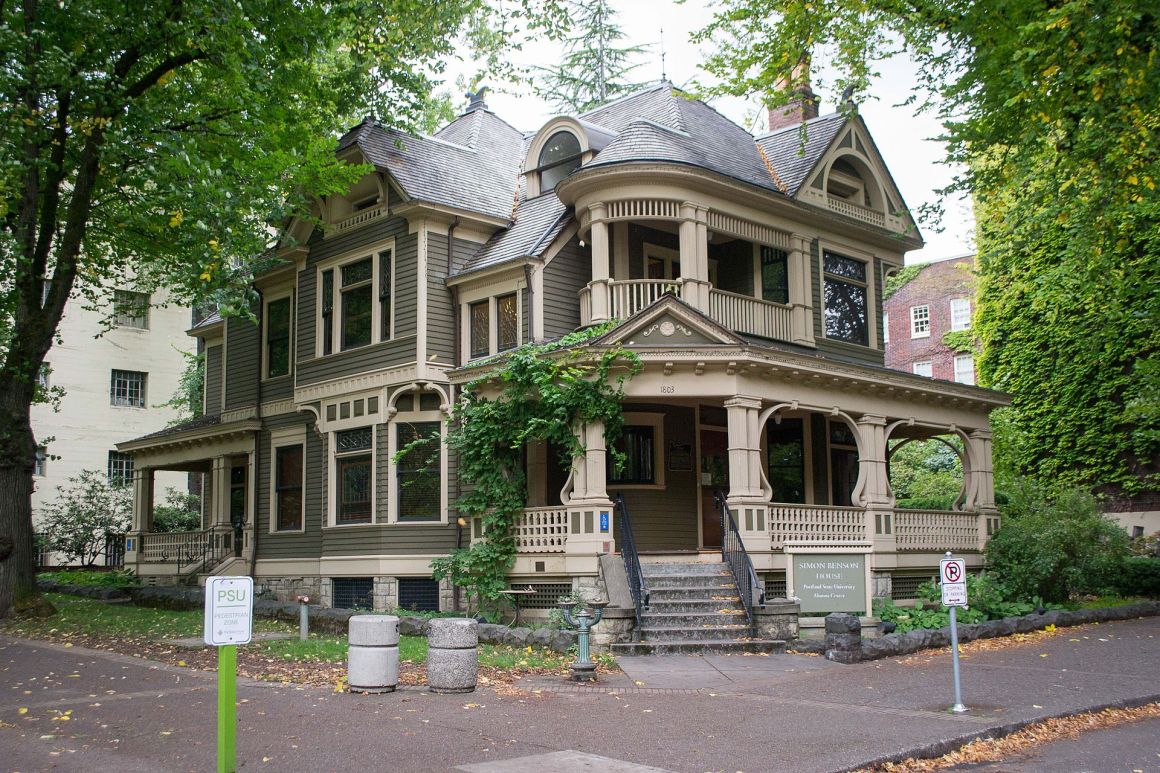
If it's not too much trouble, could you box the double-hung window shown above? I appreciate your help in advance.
[107,451,134,486]
[318,245,392,357]
[340,258,373,350]
[759,245,789,304]
[335,428,373,524]
[113,290,149,329]
[950,298,971,331]
[274,445,304,531]
[265,296,292,378]
[913,360,933,378]
[954,354,975,385]
[910,305,930,337]
[396,422,441,521]
[608,426,655,485]
[822,251,868,345]
[110,369,146,407]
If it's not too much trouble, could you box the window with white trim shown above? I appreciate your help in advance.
[464,290,522,362]
[950,298,971,331]
[954,354,975,385]
[317,245,393,356]
[36,364,50,391]
[265,295,292,378]
[107,451,134,486]
[882,312,889,344]
[113,290,149,329]
[823,251,869,345]
[33,447,47,477]
[273,444,304,531]
[110,369,146,407]
[913,360,933,378]
[537,131,582,192]
[334,428,372,524]
[910,305,930,338]
[396,421,441,521]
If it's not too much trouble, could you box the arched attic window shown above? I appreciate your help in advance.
[826,155,885,212]
[538,131,582,192]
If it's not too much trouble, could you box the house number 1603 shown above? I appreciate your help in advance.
[660,385,675,394]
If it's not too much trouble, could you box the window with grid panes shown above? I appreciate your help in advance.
[379,249,392,340]
[954,354,975,385]
[469,300,489,359]
[822,251,868,345]
[335,428,372,524]
[397,422,441,521]
[113,290,149,328]
[497,293,519,352]
[950,298,971,331]
[913,360,933,377]
[910,305,930,337]
[274,445,304,530]
[110,369,146,407]
[340,258,373,350]
[107,451,134,486]
[266,296,291,378]
[760,246,789,304]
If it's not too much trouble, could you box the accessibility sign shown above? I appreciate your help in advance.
[939,556,968,607]
[204,576,254,646]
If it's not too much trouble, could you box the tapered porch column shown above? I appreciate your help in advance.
[854,414,895,550]
[968,429,999,549]
[788,233,815,345]
[565,421,615,571]
[724,396,769,552]
[678,202,710,312]
[587,203,611,323]
[125,467,154,567]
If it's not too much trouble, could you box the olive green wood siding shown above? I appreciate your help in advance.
[262,375,293,401]
[224,316,259,410]
[320,523,458,556]
[810,413,830,506]
[616,404,699,552]
[426,232,455,363]
[255,412,323,560]
[450,237,476,275]
[204,344,223,415]
[295,217,418,386]
[542,237,588,340]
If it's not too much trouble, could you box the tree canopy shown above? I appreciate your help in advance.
[0,0,564,617]
[696,0,1159,498]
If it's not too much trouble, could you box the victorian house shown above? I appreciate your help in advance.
[118,83,1007,640]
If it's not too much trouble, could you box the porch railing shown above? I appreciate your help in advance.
[895,509,980,553]
[715,492,765,623]
[140,530,229,573]
[708,288,793,341]
[609,279,679,319]
[512,507,568,553]
[614,494,649,640]
[769,504,868,549]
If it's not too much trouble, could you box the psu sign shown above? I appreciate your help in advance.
[204,576,254,646]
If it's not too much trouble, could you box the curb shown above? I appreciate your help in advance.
[837,693,1160,772]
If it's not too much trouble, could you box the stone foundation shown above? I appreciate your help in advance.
[258,576,322,603]
[590,606,636,651]
[372,576,398,611]
[871,571,892,599]
[753,600,800,640]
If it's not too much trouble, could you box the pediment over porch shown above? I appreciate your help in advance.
[591,294,745,348]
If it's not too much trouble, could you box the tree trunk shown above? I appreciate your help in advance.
[0,379,49,618]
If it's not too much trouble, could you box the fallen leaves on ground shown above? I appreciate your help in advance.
[856,702,1160,772]
[898,623,1087,665]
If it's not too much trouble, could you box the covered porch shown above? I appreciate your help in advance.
[116,415,259,580]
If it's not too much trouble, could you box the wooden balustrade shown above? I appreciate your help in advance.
[895,509,980,552]
[141,530,211,562]
[826,196,886,227]
[512,507,569,553]
[708,289,793,341]
[609,279,680,319]
[769,504,868,548]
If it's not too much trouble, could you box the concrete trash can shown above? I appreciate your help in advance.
[348,615,399,693]
[427,618,478,694]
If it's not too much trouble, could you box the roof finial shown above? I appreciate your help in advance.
[465,86,489,111]
[660,27,667,82]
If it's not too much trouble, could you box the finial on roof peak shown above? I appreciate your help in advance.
[466,86,489,111]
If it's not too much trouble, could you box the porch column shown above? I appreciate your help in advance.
[725,396,769,552]
[854,414,895,550]
[565,421,615,572]
[210,456,233,529]
[788,233,814,345]
[968,428,999,550]
[678,202,710,312]
[588,203,611,323]
[126,467,154,568]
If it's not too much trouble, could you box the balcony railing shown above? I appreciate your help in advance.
[895,509,980,552]
[769,504,868,548]
[709,288,793,341]
[826,196,885,227]
[609,279,680,319]
[512,507,569,553]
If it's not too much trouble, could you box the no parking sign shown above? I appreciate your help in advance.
[939,556,968,607]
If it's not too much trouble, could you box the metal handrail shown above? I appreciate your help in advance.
[714,491,766,623]
[613,494,649,641]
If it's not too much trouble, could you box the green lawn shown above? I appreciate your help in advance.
[3,594,574,671]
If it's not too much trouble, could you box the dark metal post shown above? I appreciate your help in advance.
[560,601,608,681]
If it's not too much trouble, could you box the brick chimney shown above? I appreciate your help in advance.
[767,61,819,131]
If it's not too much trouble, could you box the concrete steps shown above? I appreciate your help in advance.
[612,561,784,657]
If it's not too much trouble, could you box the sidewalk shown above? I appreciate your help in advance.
[1,615,1158,772]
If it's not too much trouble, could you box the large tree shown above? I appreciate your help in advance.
[695,0,1160,500]
[0,0,562,617]
[536,0,645,113]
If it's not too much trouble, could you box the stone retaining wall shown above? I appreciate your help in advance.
[36,580,578,653]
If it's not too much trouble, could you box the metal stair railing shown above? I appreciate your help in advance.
[714,491,766,624]
[614,494,650,641]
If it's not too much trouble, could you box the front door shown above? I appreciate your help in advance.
[699,428,728,549]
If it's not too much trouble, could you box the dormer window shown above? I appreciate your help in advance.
[537,131,582,192]
[827,158,868,205]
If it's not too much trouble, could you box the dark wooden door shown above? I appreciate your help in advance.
[699,428,728,549]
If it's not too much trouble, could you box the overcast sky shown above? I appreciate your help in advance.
[443,0,973,265]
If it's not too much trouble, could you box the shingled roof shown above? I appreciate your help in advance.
[455,193,571,277]
[755,112,847,195]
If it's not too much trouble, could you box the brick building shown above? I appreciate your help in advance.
[884,254,977,385]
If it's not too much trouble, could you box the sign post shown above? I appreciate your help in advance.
[939,552,968,714]
[204,576,253,773]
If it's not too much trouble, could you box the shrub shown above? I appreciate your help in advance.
[39,471,132,566]
[1116,556,1160,598]
[985,479,1130,603]
[39,569,139,587]
[151,488,202,532]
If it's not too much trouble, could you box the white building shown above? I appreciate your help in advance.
[32,288,194,557]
